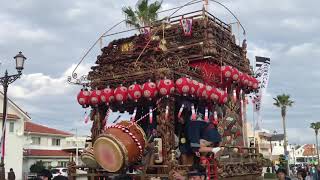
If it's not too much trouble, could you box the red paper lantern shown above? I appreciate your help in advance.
[142,81,158,99]
[90,89,102,106]
[197,83,206,98]
[101,87,114,105]
[77,89,90,107]
[252,78,259,89]
[128,83,142,101]
[231,68,240,82]
[240,73,250,86]
[175,77,191,96]
[189,79,200,97]
[221,66,232,79]
[114,85,128,103]
[217,89,228,104]
[206,86,219,102]
[247,76,254,88]
[157,79,175,96]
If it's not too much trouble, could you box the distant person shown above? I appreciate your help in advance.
[52,176,68,180]
[297,169,307,180]
[276,168,291,180]
[8,168,15,180]
[38,169,53,180]
[309,164,317,180]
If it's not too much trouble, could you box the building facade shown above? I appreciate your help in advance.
[0,92,87,180]
[23,121,73,175]
[0,92,31,180]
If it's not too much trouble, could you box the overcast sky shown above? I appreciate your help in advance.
[0,0,319,145]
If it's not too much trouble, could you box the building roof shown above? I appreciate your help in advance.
[0,91,31,120]
[0,113,20,120]
[302,144,317,156]
[24,149,71,157]
[24,121,72,136]
[270,134,284,141]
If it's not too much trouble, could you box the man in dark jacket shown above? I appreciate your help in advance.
[8,168,15,180]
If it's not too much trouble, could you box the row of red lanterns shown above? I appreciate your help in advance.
[220,65,259,89]
[77,75,258,108]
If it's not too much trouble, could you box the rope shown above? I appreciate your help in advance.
[129,97,164,126]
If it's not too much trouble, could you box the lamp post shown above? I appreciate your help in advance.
[0,51,27,179]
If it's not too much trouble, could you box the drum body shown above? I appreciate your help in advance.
[93,121,146,172]
[81,147,98,168]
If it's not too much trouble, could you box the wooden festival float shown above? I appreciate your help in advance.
[68,3,263,180]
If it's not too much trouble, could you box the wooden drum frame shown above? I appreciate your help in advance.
[93,121,147,172]
[81,147,99,168]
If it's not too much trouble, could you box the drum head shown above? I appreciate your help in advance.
[81,154,99,168]
[94,135,124,172]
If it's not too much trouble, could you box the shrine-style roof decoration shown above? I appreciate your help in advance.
[88,10,251,88]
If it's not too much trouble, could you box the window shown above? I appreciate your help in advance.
[52,138,61,146]
[9,122,14,133]
[31,137,41,145]
[58,162,68,167]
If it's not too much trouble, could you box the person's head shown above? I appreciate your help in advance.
[188,165,206,180]
[10,168,13,172]
[38,169,52,180]
[276,168,286,180]
[297,169,307,180]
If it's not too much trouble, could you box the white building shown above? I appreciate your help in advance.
[0,92,31,180]
[23,121,73,173]
[289,144,318,165]
[0,92,87,180]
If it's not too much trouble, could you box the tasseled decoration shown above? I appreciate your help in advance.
[233,89,237,102]
[84,111,89,124]
[103,108,111,129]
[165,105,169,120]
[178,104,185,118]
[191,104,196,120]
[149,107,153,124]
[204,107,209,122]
[213,111,218,125]
[131,107,137,122]
[240,99,243,115]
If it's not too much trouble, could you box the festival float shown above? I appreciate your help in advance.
[68,0,264,179]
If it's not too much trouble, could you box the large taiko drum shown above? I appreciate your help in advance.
[81,147,99,168]
[93,121,147,172]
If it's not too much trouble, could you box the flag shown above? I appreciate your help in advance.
[180,17,193,36]
[253,56,271,130]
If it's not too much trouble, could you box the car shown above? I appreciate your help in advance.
[51,167,68,177]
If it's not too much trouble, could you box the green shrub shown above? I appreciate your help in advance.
[30,160,45,173]
[264,173,276,179]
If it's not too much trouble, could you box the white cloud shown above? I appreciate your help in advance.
[0,15,59,44]
[8,63,91,100]
[281,18,320,32]
[286,43,320,57]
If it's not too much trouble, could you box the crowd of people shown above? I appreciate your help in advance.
[276,164,320,180]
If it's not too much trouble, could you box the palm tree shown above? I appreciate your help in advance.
[310,122,320,163]
[122,0,162,29]
[273,94,294,173]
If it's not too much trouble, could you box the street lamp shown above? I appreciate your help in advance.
[0,51,27,179]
